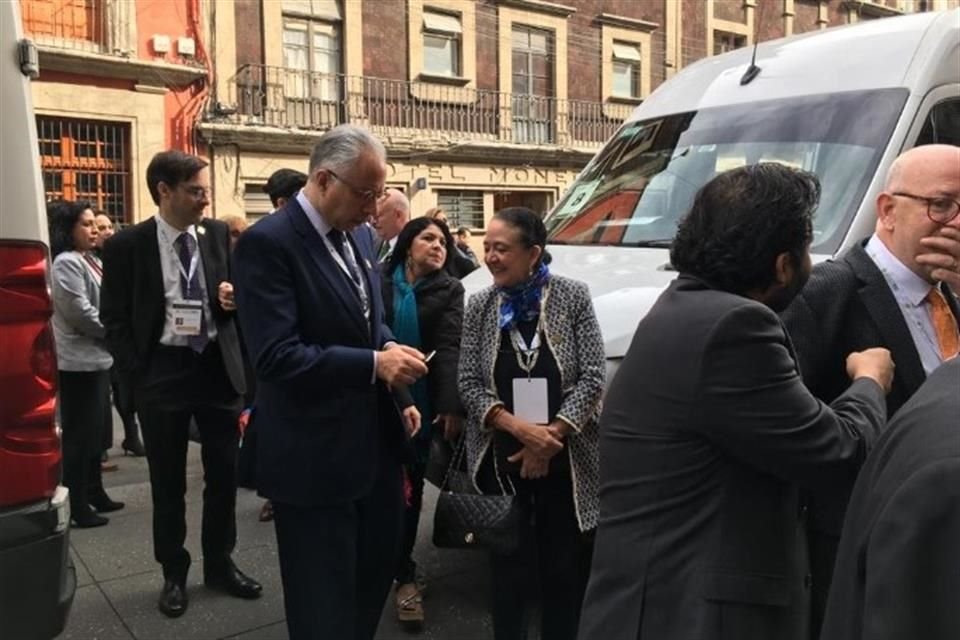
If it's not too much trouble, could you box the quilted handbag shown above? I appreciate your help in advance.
[432,436,524,555]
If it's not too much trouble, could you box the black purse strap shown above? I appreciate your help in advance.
[441,430,515,496]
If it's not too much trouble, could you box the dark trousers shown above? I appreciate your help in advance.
[103,365,139,451]
[273,450,403,640]
[59,370,110,513]
[136,344,241,582]
[395,459,427,584]
[480,452,594,640]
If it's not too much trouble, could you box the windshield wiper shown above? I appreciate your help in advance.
[630,239,673,248]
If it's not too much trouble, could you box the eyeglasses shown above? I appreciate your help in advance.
[181,185,212,199]
[326,170,386,203]
[891,192,960,224]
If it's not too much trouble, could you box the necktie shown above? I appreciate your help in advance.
[175,232,209,354]
[377,241,390,263]
[926,287,959,361]
[328,229,369,317]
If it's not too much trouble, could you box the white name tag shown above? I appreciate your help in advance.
[172,300,203,336]
[512,377,549,424]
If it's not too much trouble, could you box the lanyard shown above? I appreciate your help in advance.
[321,231,370,317]
[174,240,200,297]
[508,312,544,378]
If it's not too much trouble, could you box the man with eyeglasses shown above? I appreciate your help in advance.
[232,124,428,640]
[100,150,262,619]
[781,143,960,639]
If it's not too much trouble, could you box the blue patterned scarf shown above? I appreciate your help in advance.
[496,262,550,330]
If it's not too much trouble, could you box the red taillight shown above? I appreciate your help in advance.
[0,240,60,508]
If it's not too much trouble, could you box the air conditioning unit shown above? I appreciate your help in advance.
[177,37,196,57]
[151,34,171,54]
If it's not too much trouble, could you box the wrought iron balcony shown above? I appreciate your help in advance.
[227,64,634,149]
[20,0,107,54]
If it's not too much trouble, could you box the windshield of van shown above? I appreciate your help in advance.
[545,88,908,254]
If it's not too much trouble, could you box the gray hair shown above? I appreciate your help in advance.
[308,125,386,173]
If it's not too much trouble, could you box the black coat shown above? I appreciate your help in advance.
[380,266,464,415]
[820,358,960,640]
[579,275,886,640]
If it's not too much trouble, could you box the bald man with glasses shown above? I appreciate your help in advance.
[781,143,960,638]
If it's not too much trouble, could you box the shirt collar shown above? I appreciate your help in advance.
[156,213,198,245]
[296,189,332,238]
[865,234,933,307]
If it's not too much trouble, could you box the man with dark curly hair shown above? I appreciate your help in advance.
[579,163,893,640]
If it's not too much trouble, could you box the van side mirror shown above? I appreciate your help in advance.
[18,39,39,80]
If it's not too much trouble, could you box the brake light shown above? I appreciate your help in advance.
[0,240,60,508]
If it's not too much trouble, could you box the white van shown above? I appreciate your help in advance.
[464,10,960,379]
[0,2,76,637]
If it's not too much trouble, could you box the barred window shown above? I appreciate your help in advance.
[437,190,484,229]
[37,116,131,224]
[243,182,274,221]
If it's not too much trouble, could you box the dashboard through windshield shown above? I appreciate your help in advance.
[545,88,908,255]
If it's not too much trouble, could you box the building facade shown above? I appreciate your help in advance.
[20,0,210,223]
[22,0,959,231]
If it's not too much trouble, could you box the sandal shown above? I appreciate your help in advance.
[395,582,424,628]
[258,501,274,522]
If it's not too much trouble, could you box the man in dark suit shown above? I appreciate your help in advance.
[100,151,262,618]
[579,164,893,640]
[781,144,960,634]
[820,357,960,640]
[371,187,409,263]
[232,124,428,640]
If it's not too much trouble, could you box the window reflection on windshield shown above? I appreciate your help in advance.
[545,88,907,254]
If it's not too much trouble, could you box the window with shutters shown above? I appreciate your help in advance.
[422,9,462,77]
[36,116,131,224]
[437,190,485,229]
[611,41,641,99]
[281,0,343,127]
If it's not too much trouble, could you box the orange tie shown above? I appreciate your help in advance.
[926,288,960,361]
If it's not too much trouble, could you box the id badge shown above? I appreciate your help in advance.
[512,377,549,424]
[172,300,203,336]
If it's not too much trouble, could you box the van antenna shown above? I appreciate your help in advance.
[740,3,764,85]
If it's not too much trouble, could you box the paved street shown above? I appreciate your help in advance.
[57,419,494,640]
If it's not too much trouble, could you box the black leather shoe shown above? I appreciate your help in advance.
[204,561,262,599]
[89,491,125,513]
[158,579,188,618]
[121,437,146,457]
[71,506,108,528]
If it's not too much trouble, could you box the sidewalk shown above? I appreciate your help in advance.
[57,422,492,640]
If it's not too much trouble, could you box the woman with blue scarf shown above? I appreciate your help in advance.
[459,207,605,640]
[381,216,465,630]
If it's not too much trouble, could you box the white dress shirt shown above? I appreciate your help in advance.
[865,234,945,375]
[156,214,217,346]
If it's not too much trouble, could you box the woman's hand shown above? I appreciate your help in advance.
[434,413,462,441]
[507,447,550,479]
[515,421,563,459]
[401,406,421,438]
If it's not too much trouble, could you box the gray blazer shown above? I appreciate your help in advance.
[458,274,605,531]
[51,251,112,372]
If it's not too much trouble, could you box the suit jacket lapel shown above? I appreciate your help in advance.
[196,220,221,315]
[847,244,926,394]
[287,202,370,339]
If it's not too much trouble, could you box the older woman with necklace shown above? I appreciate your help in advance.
[458,207,604,640]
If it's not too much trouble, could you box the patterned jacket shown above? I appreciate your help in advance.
[458,274,605,531]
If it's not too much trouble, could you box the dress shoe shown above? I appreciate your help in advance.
[71,506,108,528]
[121,437,146,457]
[204,561,262,599]
[89,490,125,513]
[158,579,188,618]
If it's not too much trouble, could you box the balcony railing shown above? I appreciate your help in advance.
[228,65,634,148]
[20,0,107,53]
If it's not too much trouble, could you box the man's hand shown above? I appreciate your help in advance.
[846,347,894,393]
[545,420,572,442]
[376,345,428,387]
[218,281,236,311]
[402,405,421,438]
[507,447,550,479]
[434,413,462,441]
[917,226,960,289]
